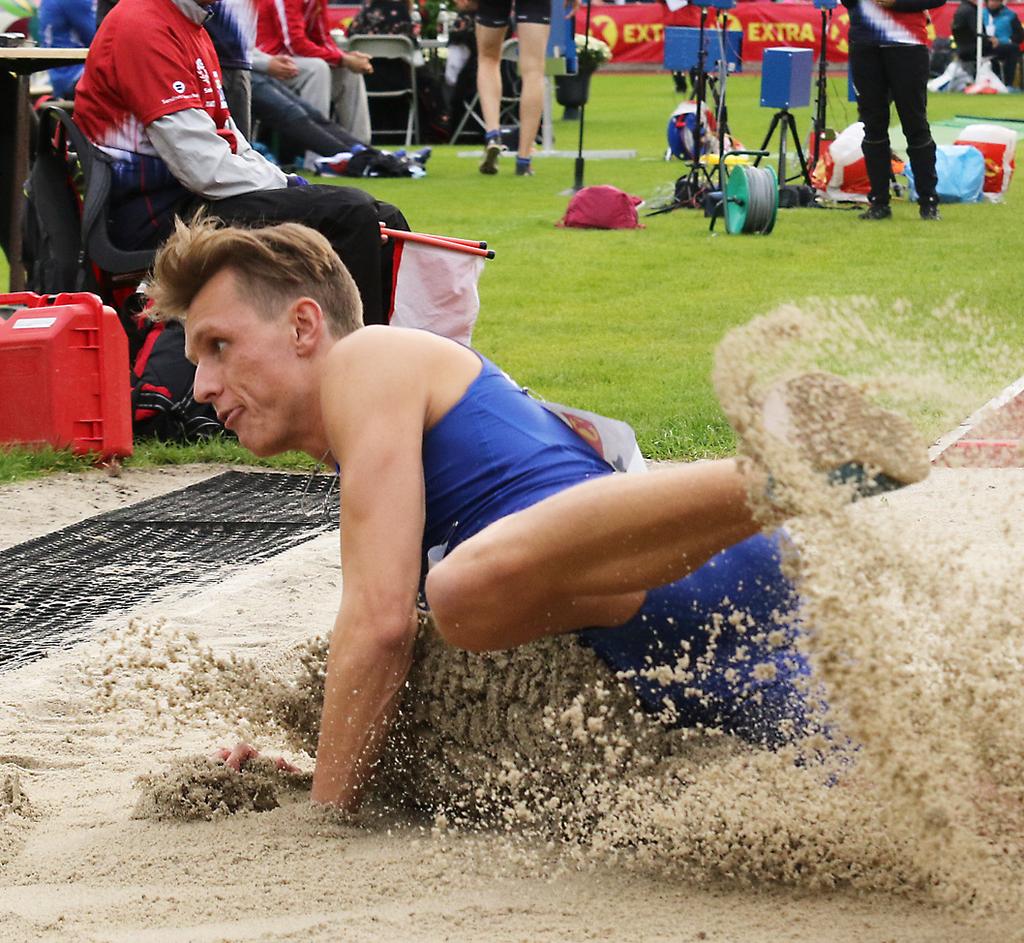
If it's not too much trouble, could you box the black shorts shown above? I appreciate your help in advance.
[476,0,551,28]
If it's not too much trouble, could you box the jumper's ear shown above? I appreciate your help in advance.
[289,297,328,356]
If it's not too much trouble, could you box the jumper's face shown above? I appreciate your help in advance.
[185,268,307,457]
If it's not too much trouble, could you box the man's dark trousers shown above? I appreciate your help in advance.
[189,185,408,325]
[251,73,364,158]
[849,42,938,205]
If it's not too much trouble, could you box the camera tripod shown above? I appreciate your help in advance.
[809,0,838,178]
[756,106,810,187]
[651,0,736,214]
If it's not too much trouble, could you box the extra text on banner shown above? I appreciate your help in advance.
[323,3,1021,66]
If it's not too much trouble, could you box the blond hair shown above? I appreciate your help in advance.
[146,214,364,337]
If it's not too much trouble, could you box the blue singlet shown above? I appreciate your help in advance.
[421,355,811,745]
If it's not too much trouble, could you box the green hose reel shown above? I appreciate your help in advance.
[706,150,779,235]
[724,164,779,235]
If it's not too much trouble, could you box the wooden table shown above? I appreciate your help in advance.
[1,48,88,291]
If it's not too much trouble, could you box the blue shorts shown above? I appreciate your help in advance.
[578,532,813,747]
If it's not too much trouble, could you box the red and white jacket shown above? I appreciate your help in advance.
[255,0,344,66]
[74,0,287,247]
[75,0,287,197]
[842,0,947,46]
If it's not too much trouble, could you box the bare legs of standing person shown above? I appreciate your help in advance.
[475,23,507,174]
[511,22,547,175]
[475,20,549,175]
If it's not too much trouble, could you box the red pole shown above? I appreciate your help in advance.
[381,228,495,259]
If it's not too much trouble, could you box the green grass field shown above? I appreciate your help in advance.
[2,72,1023,481]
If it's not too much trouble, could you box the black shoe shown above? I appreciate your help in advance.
[479,140,502,175]
[858,203,892,221]
[919,202,941,221]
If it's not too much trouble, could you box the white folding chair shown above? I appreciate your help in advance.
[346,34,419,147]
[451,38,520,144]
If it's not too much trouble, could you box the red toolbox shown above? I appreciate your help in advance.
[0,292,133,459]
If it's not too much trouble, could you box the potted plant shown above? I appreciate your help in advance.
[555,33,612,120]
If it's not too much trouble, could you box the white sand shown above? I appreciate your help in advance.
[2,459,1023,942]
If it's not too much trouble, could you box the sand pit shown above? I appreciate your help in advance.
[1,469,1021,942]
[2,312,1024,940]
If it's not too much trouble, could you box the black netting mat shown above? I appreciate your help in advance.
[0,470,339,670]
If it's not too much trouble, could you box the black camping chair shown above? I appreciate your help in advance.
[36,104,156,288]
[21,107,83,294]
[346,35,419,146]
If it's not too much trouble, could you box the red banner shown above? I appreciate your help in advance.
[325,5,361,32]
[326,3,1023,66]
[577,2,1024,66]
[582,3,837,63]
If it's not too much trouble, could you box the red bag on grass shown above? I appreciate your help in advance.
[558,185,645,230]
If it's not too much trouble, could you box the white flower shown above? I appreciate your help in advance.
[574,32,612,68]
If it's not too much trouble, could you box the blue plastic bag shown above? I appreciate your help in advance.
[904,144,985,203]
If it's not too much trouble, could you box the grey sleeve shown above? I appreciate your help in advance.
[250,48,272,73]
[147,109,289,200]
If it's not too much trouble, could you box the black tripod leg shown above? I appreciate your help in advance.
[755,113,781,166]
[810,9,830,173]
[785,112,810,184]
[706,75,722,112]
[710,202,722,231]
[717,99,729,194]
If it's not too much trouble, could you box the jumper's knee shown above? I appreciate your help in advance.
[425,535,532,651]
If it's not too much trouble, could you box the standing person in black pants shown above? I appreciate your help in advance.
[843,0,947,221]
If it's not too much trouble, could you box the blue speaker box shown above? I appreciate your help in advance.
[759,47,813,109]
[663,26,743,74]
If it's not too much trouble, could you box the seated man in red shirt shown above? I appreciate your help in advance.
[255,0,373,142]
[73,0,404,323]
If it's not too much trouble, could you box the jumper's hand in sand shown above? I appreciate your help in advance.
[210,744,302,775]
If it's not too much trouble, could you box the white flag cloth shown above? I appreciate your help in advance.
[539,400,648,474]
[388,240,485,346]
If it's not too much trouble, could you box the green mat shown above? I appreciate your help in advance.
[950,114,1024,126]
[890,114,1024,149]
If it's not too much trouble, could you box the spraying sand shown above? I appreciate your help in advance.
[2,306,1024,941]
